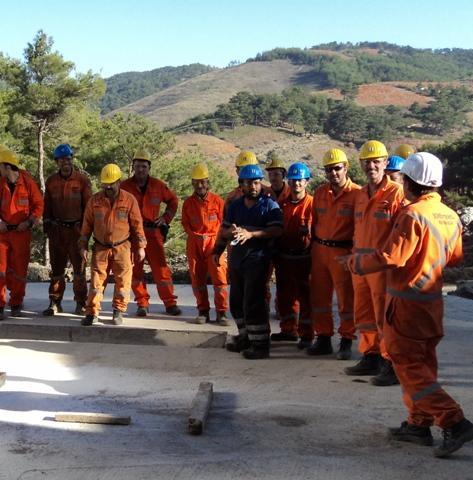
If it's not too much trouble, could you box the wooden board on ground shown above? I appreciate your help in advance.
[188,381,213,435]
[55,412,131,425]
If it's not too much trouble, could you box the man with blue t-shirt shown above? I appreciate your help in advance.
[213,164,283,359]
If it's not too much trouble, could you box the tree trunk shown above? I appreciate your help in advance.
[37,120,50,266]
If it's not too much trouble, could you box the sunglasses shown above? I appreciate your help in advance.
[324,165,344,173]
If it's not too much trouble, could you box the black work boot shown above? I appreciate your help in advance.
[81,314,97,326]
[434,418,473,458]
[226,335,251,353]
[191,310,210,324]
[112,309,124,325]
[74,302,86,315]
[136,306,148,317]
[388,421,434,446]
[344,353,381,376]
[270,332,298,342]
[43,300,63,316]
[297,337,313,350]
[370,359,400,386]
[10,305,22,317]
[0,307,4,321]
[307,335,333,356]
[336,338,352,360]
[165,305,182,316]
[216,311,231,326]
[242,345,270,360]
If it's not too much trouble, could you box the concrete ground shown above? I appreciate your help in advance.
[0,284,472,480]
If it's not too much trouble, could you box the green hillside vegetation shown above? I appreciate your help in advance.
[101,63,215,113]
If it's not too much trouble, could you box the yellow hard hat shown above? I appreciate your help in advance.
[191,163,209,180]
[133,148,151,162]
[265,156,286,171]
[235,151,258,167]
[100,163,122,184]
[394,143,416,160]
[323,148,348,167]
[0,145,20,168]
[359,140,388,160]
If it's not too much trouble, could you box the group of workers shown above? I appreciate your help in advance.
[0,138,471,457]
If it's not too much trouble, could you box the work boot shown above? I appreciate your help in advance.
[370,359,400,386]
[81,314,97,326]
[344,353,381,376]
[136,306,148,317]
[74,302,86,315]
[226,335,250,353]
[216,311,231,326]
[297,337,313,350]
[0,307,4,321]
[165,305,182,316]
[191,310,210,324]
[270,331,298,342]
[434,418,473,458]
[336,338,352,360]
[43,300,63,316]
[10,305,22,317]
[388,421,434,446]
[242,345,270,360]
[307,335,333,356]
[112,310,124,325]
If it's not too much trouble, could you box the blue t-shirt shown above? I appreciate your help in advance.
[223,194,283,264]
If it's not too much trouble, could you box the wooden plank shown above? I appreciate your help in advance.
[55,412,131,425]
[188,381,213,435]
[0,372,5,388]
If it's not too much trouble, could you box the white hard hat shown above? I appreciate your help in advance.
[401,152,443,187]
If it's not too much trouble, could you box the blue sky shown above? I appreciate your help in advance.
[1,0,473,78]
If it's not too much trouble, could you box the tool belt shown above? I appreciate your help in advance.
[313,235,353,249]
[55,219,81,228]
[143,221,170,241]
[93,236,129,248]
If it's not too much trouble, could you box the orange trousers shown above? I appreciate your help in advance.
[352,271,389,358]
[0,230,31,307]
[132,233,177,308]
[85,242,132,316]
[48,225,87,303]
[187,235,228,313]
[310,243,356,340]
[275,255,313,340]
[384,304,464,428]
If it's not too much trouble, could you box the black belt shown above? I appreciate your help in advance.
[143,221,170,241]
[6,224,18,231]
[313,235,353,249]
[93,237,129,248]
[56,219,81,228]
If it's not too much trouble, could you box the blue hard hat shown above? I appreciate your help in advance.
[287,162,311,180]
[238,164,264,180]
[386,155,405,172]
[53,143,74,159]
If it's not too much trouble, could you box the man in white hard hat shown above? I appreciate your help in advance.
[338,152,473,458]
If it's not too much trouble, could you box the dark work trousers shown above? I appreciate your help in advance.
[48,225,87,303]
[229,253,270,350]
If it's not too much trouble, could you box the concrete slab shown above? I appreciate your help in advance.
[0,295,472,479]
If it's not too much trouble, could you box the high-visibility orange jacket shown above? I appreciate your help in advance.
[312,178,361,241]
[353,175,404,252]
[348,192,463,337]
[181,191,224,237]
[269,183,292,207]
[0,170,43,225]
[80,190,146,248]
[279,194,313,252]
[44,170,92,222]
[121,176,178,225]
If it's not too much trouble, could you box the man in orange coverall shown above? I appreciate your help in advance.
[42,143,92,316]
[339,152,473,458]
[344,140,404,386]
[307,148,360,359]
[121,149,181,316]
[181,163,229,326]
[0,146,43,319]
[270,162,313,349]
[79,164,146,326]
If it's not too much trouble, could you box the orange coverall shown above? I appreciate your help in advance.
[311,178,361,340]
[275,194,313,339]
[121,176,178,309]
[80,190,146,316]
[44,170,92,304]
[348,192,464,428]
[352,175,404,358]
[0,171,43,307]
[181,191,228,313]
